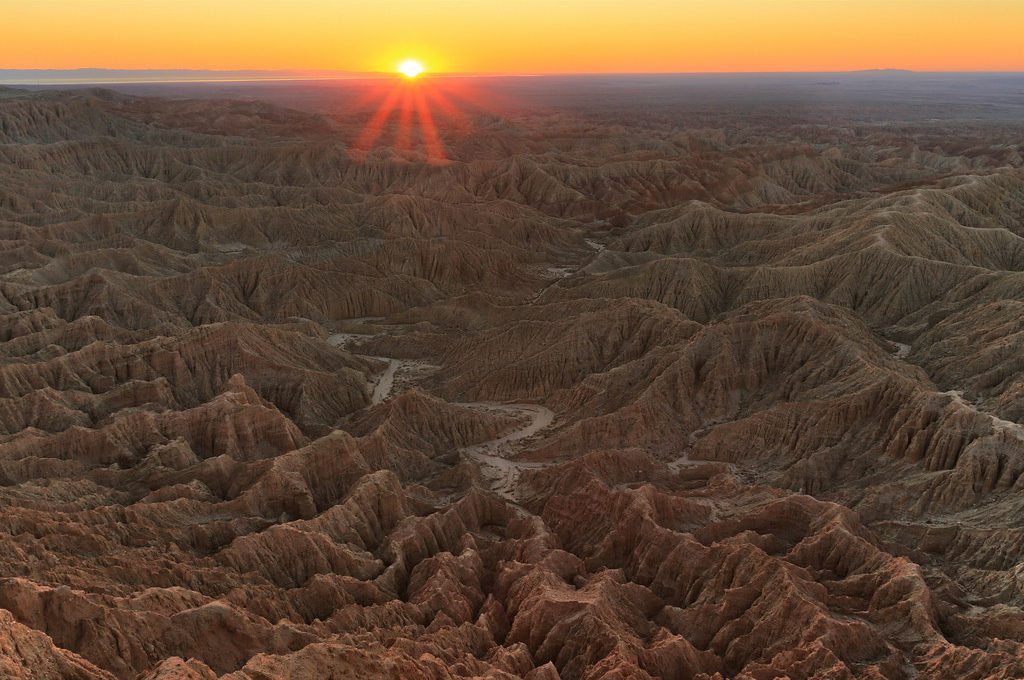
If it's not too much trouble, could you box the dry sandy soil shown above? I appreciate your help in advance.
[0,74,1023,679]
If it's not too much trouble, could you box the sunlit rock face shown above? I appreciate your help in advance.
[0,78,1023,679]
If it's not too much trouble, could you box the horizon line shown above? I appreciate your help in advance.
[3,67,1024,86]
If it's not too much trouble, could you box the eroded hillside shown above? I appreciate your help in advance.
[1,82,1023,679]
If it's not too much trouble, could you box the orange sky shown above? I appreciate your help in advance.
[3,0,1022,74]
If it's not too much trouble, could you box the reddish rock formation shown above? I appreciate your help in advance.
[0,81,1022,678]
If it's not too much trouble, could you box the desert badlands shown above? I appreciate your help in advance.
[0,73,1023,678]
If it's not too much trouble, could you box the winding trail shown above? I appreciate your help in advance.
[328,331,557,498]
[370,359,401,405]
[328,331,424,406]
[457,403,555,499]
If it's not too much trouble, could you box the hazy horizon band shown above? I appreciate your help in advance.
[4,68,1024,86]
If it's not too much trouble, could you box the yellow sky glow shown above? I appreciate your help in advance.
[2,0,1021,74]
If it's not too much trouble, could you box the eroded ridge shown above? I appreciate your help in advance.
[0,82,1022,679]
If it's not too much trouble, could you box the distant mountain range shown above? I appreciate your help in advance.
[0,68,370,84]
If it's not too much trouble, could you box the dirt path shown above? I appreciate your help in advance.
[328,332,420,406]
[329,331,556,497]
[457,403,555,499]
[370,358,401,405]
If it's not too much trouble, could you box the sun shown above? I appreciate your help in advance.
[398,59,424,79]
